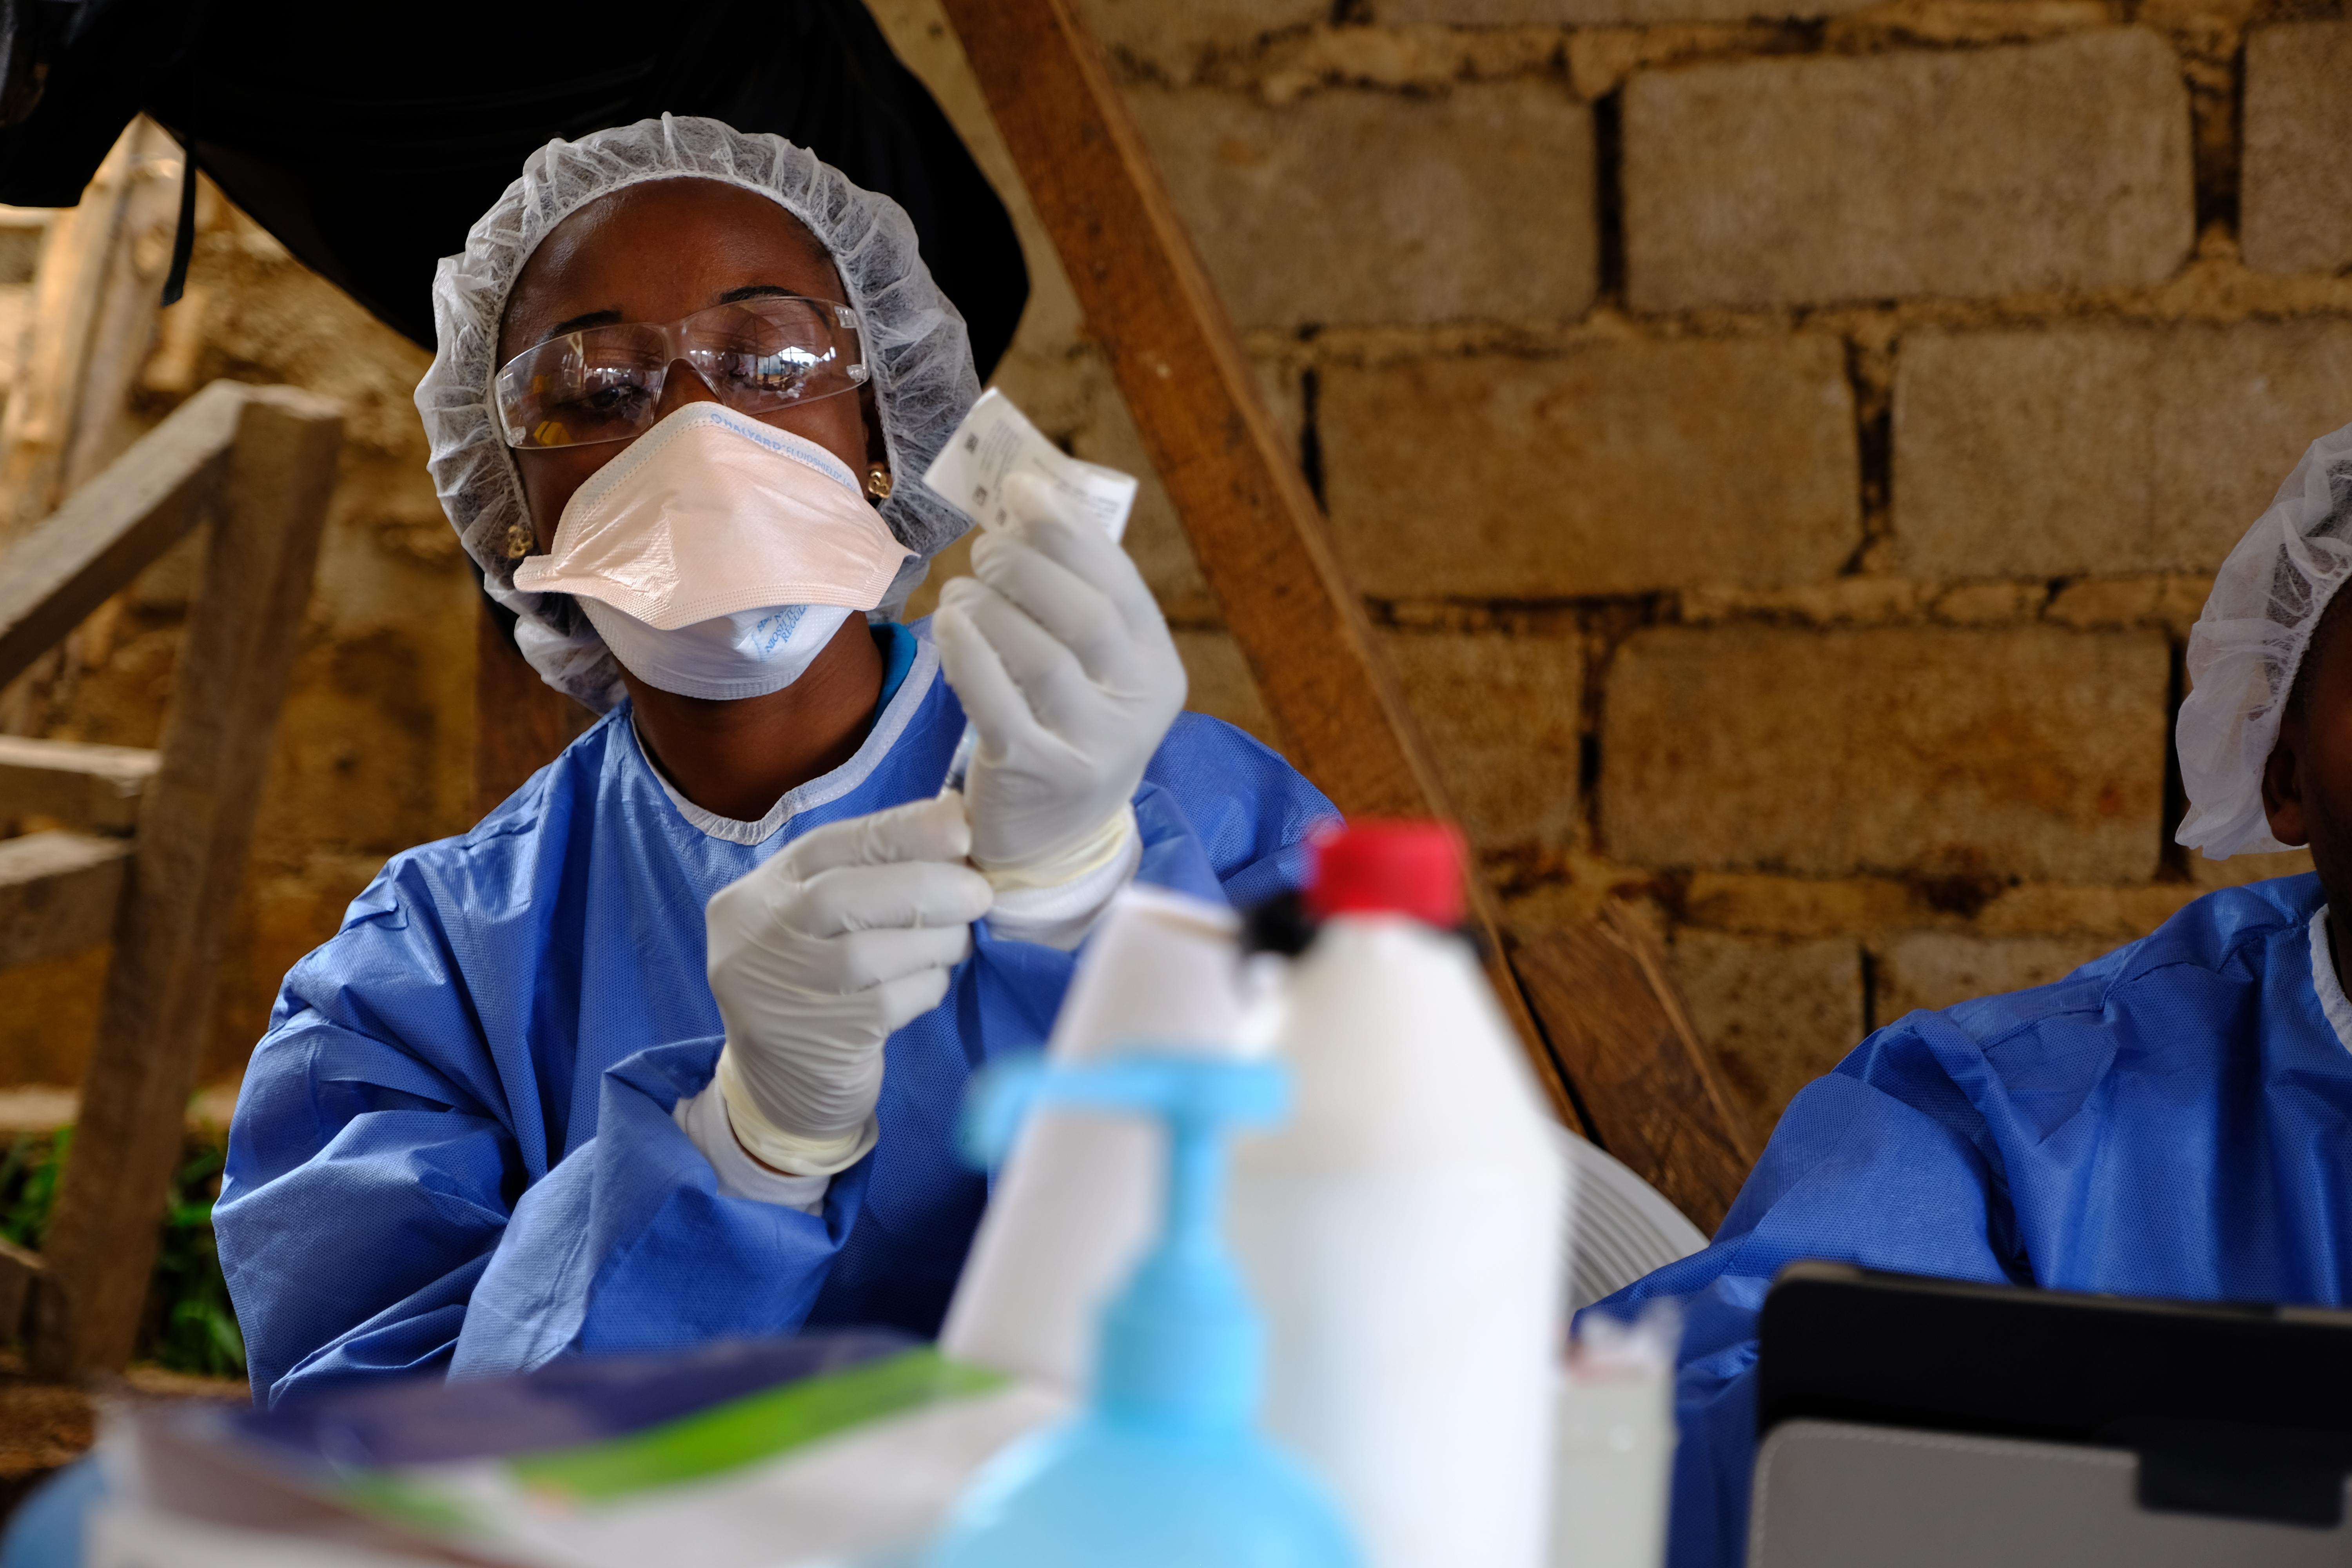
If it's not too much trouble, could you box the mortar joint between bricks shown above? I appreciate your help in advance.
[1572,597,1669,853]
[1298,364,1327,512]
[1592,89,1627,309]
[1370,597,1652,635]
[1270,270,2352,378]
[2158,634,2192,882]
[1809,13,2132,60]
[1860,946,1880,1035]
[1842,330,1896,570]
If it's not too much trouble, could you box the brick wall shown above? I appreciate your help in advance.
[5,2,2345,1155]
[881,0,2344,1141]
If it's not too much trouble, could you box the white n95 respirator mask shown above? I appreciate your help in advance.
[577,599,855,703]
[514,402,913,701]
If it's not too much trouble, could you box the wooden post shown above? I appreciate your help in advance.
[0,119,184,530]
[0,128,138,541]
[30,387,343,1376]
[0,381,245,688]
[0,118,186,734]
[932,0,1583,1126]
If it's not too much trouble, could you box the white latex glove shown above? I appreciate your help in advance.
[705,794,993,1175]
[933,472,1187,898]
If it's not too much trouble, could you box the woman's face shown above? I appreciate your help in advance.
[498,178,880,551]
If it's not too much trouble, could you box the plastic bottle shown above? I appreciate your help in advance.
[1229,821,1573,1568]
[940,885,1251,1390]
[929,1053,1360,1568]
[1551,1303,1682,1568]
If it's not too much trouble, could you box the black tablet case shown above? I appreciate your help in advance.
[1748,1262,2352,1566]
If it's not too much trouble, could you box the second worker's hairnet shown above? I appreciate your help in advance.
[2177,419,2352,858]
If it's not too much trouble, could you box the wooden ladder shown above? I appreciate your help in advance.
[0,378,342,1376]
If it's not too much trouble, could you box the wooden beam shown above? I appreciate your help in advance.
[1511,907,1757,1234]
[56,123,185,497]
[32,386,343,1376]
[0,124,143,543]
[933,0,1581,1127]
[0,735,157,833]
[0,1084,232,1138]
[0,379,244,691]
[0,829,130,969]
[0,121,185,735]
[0,1086,78,1136]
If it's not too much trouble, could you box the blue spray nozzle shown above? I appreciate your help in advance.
[958,1051,1290,1429]
[959,1051,1288,1171]
[933,1049,1360,1568]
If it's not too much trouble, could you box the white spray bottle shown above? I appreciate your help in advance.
[1230,821,1573,1568]
[941,884,1251,1390]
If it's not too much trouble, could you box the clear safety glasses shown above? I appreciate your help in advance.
[493,295,869,451]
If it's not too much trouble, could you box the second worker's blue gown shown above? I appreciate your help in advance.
[1598,871,2352,1568]
[215,623,1338,1406]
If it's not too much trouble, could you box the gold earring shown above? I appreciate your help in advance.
[501,520,534,560]
[865,465,894,501]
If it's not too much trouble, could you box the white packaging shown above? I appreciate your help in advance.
[1230,915,1573,1568]
[87,1508,451,1568]
[406,1379,1064,1568]
[922,387,1135,544]
[1552,1303,1682,1568]
[922,387,1138,792]
[940,884,1250,1390]
[98,1360,1065,1568]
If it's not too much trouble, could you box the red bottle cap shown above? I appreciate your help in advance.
[1305,820,1468,928]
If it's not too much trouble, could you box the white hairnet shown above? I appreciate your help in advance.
[2176,421,2352,857]
[416,113,981,710]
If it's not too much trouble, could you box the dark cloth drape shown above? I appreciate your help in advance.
[0,0,1027,375]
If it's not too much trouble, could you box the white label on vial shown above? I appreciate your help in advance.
[922,388,1136,543]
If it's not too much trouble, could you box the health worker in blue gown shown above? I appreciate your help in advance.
[1596,415,2352,1568]
[211,115,1337,1407]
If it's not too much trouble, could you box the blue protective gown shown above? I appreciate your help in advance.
[215,624,1337,1407]
[1599,872,2352,1568]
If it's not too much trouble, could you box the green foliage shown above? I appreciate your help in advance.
[0,1126,244,1379]
[151,1141,246,1378]
[0,1126,65,1249]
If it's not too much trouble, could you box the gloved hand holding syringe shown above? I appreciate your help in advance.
[704,392,1165,1177]
[925,388,1185,954]
[922,389,1142,795]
